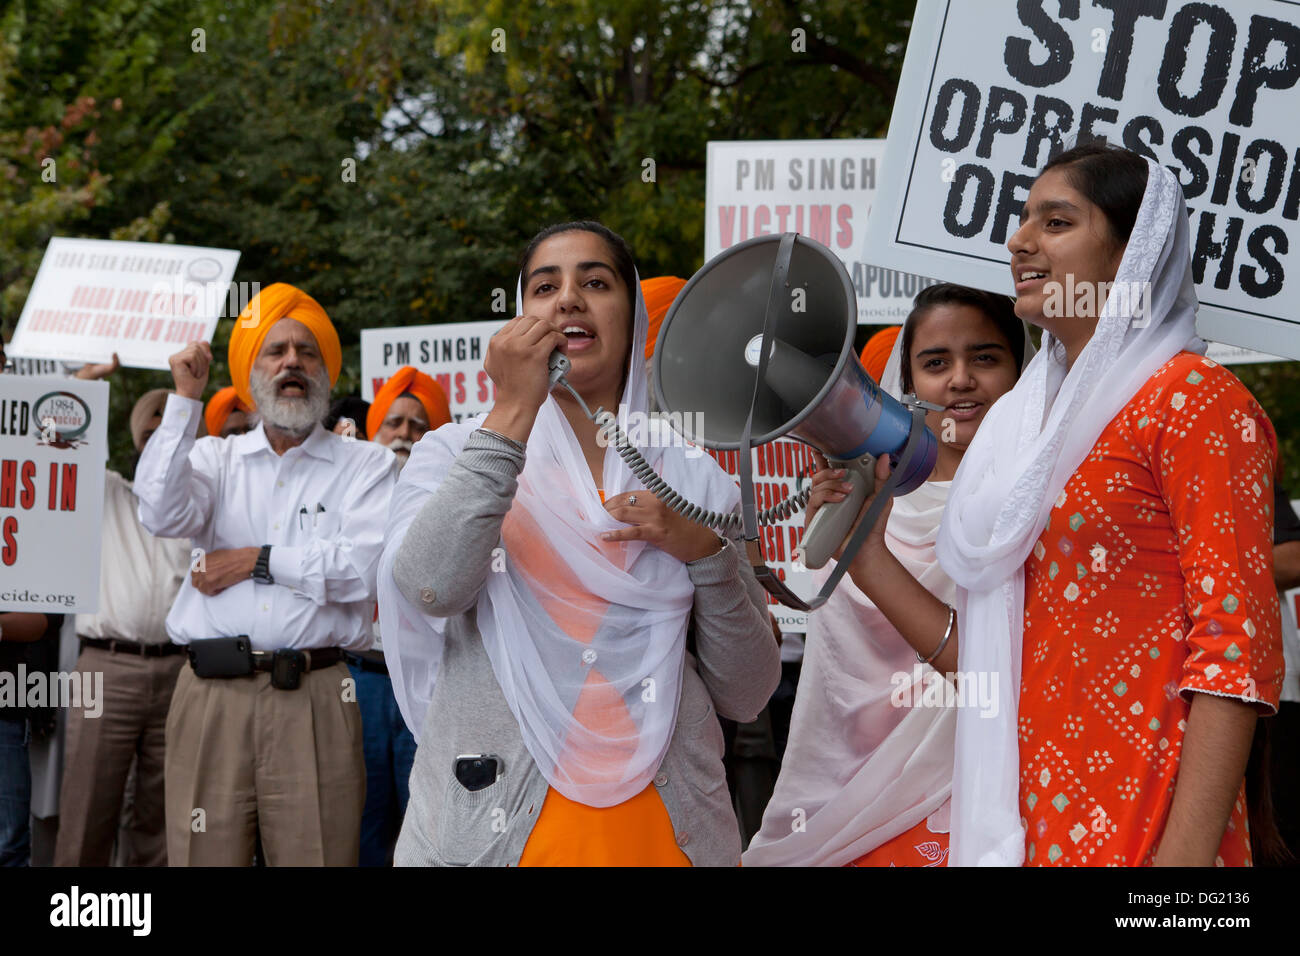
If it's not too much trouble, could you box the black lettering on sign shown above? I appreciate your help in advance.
[1230,15,1300,128]
[1240,225,1287,298]
[1210,131,1242,205]
[993,171,1038,245]
[1122,115,1164,160]
[1078,102,1119,144]
[977,86,1029,159]
[1191,210,1244,290]
[929,78,981,152]
[1237,138,1287,214]
[1092,0,1169,101]
[1171,125,1214,198]
[1284,152,1300,221]
[1004,0,1079,88]
[1158,2,1236,117]
[944,164,995,238]
[1022,94,1074,168]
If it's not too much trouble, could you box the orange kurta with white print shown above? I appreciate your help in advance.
[1019,352,1283,866]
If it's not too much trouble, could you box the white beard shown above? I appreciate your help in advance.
[249,367,332,438]
[386,438,414,470]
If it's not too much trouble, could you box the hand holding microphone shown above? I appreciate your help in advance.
[482,314,569,444]
[803,451,894,565]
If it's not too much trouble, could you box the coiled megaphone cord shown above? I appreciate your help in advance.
[556,379,811,535]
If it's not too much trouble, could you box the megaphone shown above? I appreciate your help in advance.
[652,233,938,573]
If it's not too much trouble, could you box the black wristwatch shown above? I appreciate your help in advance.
[251,544,274,584]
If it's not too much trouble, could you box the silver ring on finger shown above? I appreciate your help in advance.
[628,494,638,506]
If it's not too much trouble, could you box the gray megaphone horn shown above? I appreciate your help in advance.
[651,233,938,608]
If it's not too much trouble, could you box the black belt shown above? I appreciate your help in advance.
[80,636,185,658]
[344,651,388,675]
[251,647,345,673]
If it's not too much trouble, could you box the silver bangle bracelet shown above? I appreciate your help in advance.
[918,603,956,665]
[476,427,527,453]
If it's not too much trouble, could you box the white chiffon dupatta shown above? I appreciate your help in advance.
[379,272,741,808]
[937,160,1204,865]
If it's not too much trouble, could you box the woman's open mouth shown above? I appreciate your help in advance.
[1014,269,1050,294]
[945,400,984,422]
[563,324,597,353]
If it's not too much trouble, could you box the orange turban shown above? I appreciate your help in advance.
[641,276,687,361]
[204,385,251,437]
[228,282,341,408]
[859,326,901,382]
[367,365,452,440]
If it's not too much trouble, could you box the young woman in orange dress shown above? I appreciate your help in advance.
[831,143,1282,866]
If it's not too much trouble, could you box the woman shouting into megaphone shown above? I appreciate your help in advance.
[376,221,779,866]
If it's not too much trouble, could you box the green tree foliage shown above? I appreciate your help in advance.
[5,0,1297,489]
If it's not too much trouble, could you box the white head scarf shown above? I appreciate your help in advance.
[379,251,740,808]
[937,158,1204,866]
[743,301,1033,867]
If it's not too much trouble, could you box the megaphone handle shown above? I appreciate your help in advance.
[798,456,874,570]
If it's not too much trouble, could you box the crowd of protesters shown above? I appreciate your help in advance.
[1,143,1298,867]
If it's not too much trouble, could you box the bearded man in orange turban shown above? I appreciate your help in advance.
[133,282,397,866]
[366,366,451,469]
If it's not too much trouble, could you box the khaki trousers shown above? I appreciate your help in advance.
[54,645,183,867]
[164,660,363,866]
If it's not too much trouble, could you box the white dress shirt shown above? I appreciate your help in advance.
[135,394,397,651]
[76,470,191,644]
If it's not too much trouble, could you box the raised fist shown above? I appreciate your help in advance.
[169,341,212,400]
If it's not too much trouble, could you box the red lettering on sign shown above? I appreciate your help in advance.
[60,463,77,511]
[1,515,16,565]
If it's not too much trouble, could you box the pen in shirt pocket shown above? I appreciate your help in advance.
[297,503,327,530]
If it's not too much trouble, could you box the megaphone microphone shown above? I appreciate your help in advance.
[650,232,939,611]
[544,233,938,611]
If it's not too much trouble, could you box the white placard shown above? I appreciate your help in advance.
[0,376,107,613]
[864,0,1300,358]
[707,139,939,324]
[8,238,240,370]
[360,320,507,422]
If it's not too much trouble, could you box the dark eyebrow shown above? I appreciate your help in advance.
[1019,198,1082,222]
[524,264,560,284]
[916,342,1010,358]
[524,261,616,285]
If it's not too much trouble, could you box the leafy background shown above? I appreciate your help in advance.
[2,0,1296,486]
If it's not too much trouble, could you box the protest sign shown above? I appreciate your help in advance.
[707,139,938,324]
[705,439,818,633]
[864,0,1300,359]
[8,238,240,370]
[360,320,507,422]
[0,376,107,614]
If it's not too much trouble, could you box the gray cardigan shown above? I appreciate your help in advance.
[390,429,780,866]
